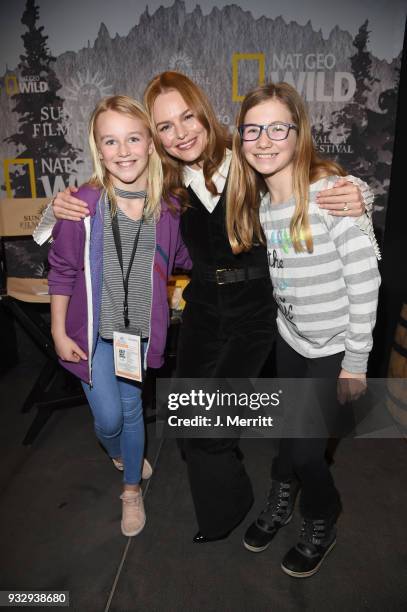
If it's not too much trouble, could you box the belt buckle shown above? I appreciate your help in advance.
[215,268,232,285]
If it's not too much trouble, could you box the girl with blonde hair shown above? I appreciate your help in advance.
[47,95,190,538]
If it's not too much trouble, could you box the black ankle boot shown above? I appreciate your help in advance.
[281,516,337,578]
[243,479,300,553]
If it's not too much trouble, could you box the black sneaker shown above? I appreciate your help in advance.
[281,517,337,578]
[243,479,300,553]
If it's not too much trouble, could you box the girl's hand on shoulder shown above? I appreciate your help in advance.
[337,368,366,405]
[53,332,88,363]
[316,178,365,218]
[53,186,89,221]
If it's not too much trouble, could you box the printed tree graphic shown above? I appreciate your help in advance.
[331,21,379,173]
[330,20,400,231]
[5,0,80,197]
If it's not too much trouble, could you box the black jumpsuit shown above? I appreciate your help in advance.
[176,184,277,538]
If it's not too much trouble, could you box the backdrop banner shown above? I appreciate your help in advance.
[0,0,405,276]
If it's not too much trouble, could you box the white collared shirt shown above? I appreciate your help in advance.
[183,149,232,213]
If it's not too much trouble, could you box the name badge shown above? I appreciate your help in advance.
[113,330,142,382]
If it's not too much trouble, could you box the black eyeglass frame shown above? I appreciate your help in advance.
[238,122,298,141]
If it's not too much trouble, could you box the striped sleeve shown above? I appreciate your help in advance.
[33,201,56,245]
[344,175,382,261]
[325,214,381,373]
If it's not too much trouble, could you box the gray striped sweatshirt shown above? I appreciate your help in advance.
[259,176,381,373]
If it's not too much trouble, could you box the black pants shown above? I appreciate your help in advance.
[176,278,276,537]
[273,334,342,520]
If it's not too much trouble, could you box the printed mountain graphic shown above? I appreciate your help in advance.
[54,1,399,116]
[0,0,402,275]
[2,1,399,137]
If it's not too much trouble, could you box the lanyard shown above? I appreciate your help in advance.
[111,206,144,328]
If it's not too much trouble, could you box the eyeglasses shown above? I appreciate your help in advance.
[238,122,298,142]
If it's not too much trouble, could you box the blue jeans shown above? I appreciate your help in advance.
[81,336,145,485]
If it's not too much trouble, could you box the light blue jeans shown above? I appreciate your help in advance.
[81,336,145,485]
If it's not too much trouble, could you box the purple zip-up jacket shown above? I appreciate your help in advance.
[48,185,191,384]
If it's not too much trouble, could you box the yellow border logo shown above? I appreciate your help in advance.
[5,75,19,96]
[232,53,265,102]
[4,159,37,198]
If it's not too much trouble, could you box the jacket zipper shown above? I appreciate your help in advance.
[144,220,156,370]
[84,216,94,387]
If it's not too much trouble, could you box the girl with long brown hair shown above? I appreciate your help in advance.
[229,82,380,577]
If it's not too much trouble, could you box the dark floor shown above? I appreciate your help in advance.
[1,334,407,612]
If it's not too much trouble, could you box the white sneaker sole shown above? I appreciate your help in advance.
[112,458,153,480]
[281,539,336,578]
[243,541,271,553]
[243,512,293,553]
[121,517,146,538]
[141,458,153,480]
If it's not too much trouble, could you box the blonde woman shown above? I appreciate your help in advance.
[228,82,380,576]
[48,95,190,538]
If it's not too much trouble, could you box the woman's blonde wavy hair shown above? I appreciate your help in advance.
[143,71,230,210]
[227,82,346,254]
[88,95,163,219]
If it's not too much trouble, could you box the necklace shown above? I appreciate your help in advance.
[114,186,147,199]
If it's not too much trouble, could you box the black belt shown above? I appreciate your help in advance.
[199,266,269,285]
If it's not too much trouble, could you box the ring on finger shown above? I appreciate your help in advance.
[343,203,349,211]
